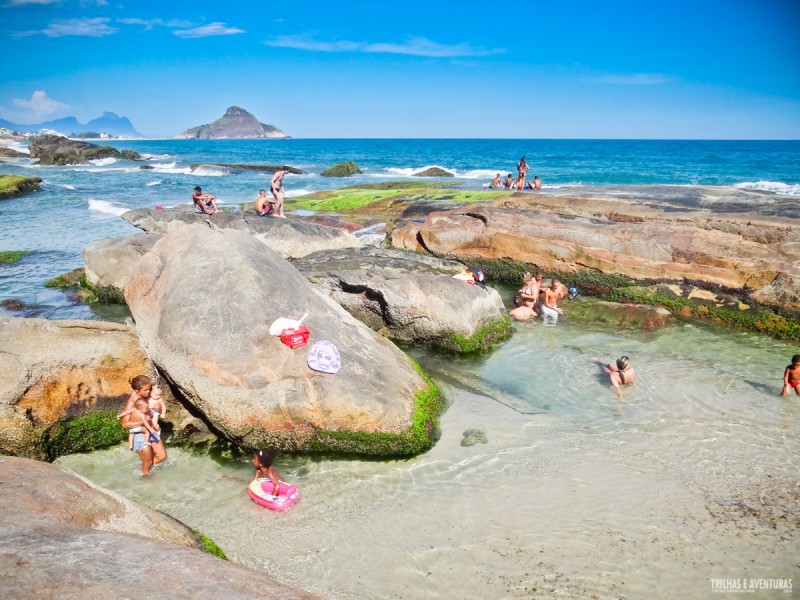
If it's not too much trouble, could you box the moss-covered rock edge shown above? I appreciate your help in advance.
[45,270,125,304]
[442,315,513,353]
[307,360,443,457]
[192,528,228,560]
[41,410,128,461]
[426,253,800,342]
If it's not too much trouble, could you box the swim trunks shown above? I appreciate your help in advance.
[132,432,148,452]
[539,304,559,323]
[790,380,800,388]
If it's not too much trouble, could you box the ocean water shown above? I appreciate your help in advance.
[6,139,800,597]
[1,138,799,318]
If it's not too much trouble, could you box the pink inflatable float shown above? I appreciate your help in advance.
[247,478,300,511]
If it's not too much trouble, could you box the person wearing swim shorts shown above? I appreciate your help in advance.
[539,279,566,323]
[193,186,220,214]
[254,189,276,217]
[270,167,291,218]
[781,354,800,396]
[120,375,167,475]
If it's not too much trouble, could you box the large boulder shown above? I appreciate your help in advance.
[122,207,362,259]
[292,247,512,352]
[389,191,800,311]
[29,134,140,165]
[83,233,160,291]
[0,457,318,600]
[0,318,151,459]
[124,224,439,456]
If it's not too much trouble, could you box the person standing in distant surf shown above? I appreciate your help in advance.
[516,156,529,190]
[270,167,290,218]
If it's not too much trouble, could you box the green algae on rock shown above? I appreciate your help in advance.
[41,410,128,461]
[444,315,513,353]
[0,175,42,200]
[0,250,31,264]
[292,186,510,214]
[414,167,454,177]
[321,161,362,177]
[45,268,125,304]
[308,361,443,457]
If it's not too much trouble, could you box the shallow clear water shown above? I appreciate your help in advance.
[58,319,800,599]
[9,138,799,596]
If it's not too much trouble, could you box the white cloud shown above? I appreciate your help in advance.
[265,35,503,58]
[38,17,118,37]
[173,22,245,39]
[6,0,62,5]
[593,73,675,85]
[12,90,68,118]
[116,17,196,30]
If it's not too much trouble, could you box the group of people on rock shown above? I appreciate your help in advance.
[488,156,542,190]
[192,167,292,218]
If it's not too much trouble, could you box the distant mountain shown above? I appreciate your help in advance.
[0,112,142,137]
[85,112,140,137]
[175,106,290,139]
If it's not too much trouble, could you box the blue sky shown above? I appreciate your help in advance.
[1,0,799,138]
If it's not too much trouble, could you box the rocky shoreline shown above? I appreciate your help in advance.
[2,180,799,597]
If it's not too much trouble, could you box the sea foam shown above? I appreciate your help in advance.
[150,162,191,174]
[89,157,117,166]
[87,199,130,217]
[146,180,163,187]
[190,165,232,177]
[733,181,800,196]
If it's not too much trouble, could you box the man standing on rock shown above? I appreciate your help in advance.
[270,167,290,218]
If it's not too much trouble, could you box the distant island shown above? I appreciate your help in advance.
[0,112,141,138]
[175,106,290,139]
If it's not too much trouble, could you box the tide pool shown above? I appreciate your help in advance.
[57,318,800,599]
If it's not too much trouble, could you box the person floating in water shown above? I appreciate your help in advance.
[594,356,637,395]
[781,354,800,396]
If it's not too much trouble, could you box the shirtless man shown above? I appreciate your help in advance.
[509,271,543,321]
[254,189,275,217]
[503,174,514,189]
[270,167,290,218]
[193,186,220,214]
[488,173,501,189]
[539,279,566,323]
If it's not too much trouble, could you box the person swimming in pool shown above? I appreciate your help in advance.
[593,356,637,395]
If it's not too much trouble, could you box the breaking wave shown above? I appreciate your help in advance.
[733,180,800,196]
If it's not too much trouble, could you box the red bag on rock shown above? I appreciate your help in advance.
[280,325,310,349]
